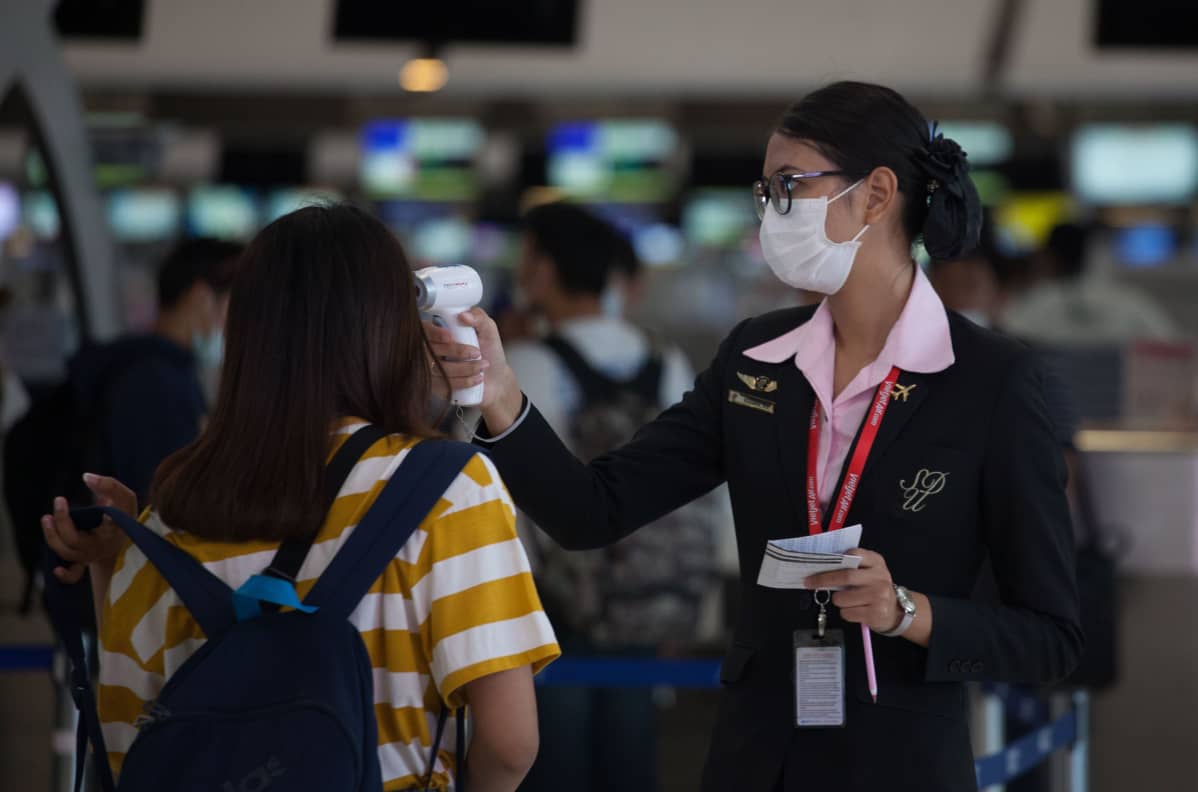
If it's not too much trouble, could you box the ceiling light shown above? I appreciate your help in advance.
[399,57,448,93]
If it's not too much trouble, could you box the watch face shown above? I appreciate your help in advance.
[896,587,916,614]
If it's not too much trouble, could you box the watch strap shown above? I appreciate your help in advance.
[879,611,914,638]
[878,585,916,638]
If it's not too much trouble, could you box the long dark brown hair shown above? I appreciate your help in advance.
[152,204,441,541]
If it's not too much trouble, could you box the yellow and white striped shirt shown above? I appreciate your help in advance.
[98,423,560,790]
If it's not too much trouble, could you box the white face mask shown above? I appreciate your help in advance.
[758,180,869,295]
[192,329,224,369]
[600,285,625,318]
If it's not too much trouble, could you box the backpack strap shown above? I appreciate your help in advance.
[303,439,476,619]
[41,548,118,792]
[542,334,664,406]
[628,351,665,405]
[305,439,476,790]
[542,335,620,404]
[71,507,239,638]
[421,699,469,792]
[457,706,468,791]
[262,424,389,585]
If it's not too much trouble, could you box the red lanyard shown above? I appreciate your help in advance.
[806,366,901,535]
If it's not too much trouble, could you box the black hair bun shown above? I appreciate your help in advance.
[922,135,967,184]
[917,132,982,260]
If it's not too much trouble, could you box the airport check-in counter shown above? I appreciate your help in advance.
[1078,428,1198,576]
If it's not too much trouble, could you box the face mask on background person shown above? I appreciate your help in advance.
[192,328,224,369]
[758,180,868,295]
[600,284,625,318]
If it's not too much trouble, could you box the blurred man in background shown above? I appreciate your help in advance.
[928,212,1006,328]
[1000,222,1178,343]
[598,228,645,319]
[505,202,695,436]
[504,202,719,792]
[70,237,240,502]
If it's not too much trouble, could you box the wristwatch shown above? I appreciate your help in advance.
[879,585,917,638]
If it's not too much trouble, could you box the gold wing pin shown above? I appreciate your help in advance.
[891,383,917,402]
[737,372,779,393]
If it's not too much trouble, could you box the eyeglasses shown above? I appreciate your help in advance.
[752,170,847,221]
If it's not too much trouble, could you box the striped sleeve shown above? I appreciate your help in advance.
[417,452,559,708]
[97,538,171,774]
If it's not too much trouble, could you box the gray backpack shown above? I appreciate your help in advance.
[538,335,718,648]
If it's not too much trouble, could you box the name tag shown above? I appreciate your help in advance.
[728,390,775,415]
[794,629,845,728]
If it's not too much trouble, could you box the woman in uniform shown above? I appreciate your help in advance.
[430,81,1081,792]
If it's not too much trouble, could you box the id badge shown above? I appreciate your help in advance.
[793,629,845,728]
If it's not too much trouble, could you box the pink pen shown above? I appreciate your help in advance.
[862,624,878,703]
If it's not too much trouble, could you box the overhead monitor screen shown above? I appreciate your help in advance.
[589,203,683,267]
[547,120,679,204]
[187,186,260,240]
[90,127,160,189]
[361,119,484,201]
[935,122,1014,167]
[1113,224,1177,268]
[264,188,344,223]
[23,191,60,239]
[107,188,181,242]
[1072,124,1198,205]
[682,189,758,248]
[378,201,474,266]
[470,223,518,269]
[968,170,1011,207]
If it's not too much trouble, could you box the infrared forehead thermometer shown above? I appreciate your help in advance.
[415,265,485,407]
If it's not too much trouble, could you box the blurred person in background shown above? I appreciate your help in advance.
[43,205,558,792]
[505,201,719,792]
[506,202,696,438]
[431,81,1081,792]
[600,228,646,318]
[76,237,241,502]
[931,221,1115,792]
[1000,222,1179,343]
[4,239,239,615]
[928,209,1005,328]
[929,219,1080,462]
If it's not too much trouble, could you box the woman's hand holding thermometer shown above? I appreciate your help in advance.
[416,266,491,407]
[420,272,523,427]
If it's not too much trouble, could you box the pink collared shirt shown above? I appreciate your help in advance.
[744,267,956,511]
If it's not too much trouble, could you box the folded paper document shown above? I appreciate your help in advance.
[757,524,863,590]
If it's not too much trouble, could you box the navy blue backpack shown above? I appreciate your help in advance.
[45,428,477,792]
